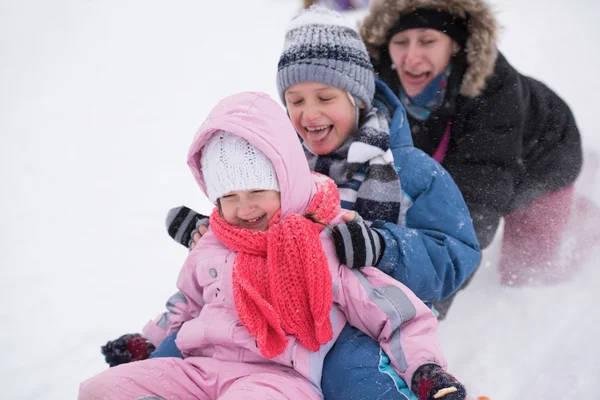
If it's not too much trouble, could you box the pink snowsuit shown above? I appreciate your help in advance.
[79,92,446,400]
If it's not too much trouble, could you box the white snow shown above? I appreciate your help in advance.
[1,0,598,398]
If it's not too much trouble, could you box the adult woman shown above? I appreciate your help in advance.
[360,0,582,288]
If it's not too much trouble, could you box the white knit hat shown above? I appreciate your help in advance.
[201,131,280,202]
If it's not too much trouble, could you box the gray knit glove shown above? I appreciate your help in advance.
[331,214,384,269]
[166,206,209,249]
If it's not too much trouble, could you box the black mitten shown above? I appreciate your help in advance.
[331,214,384,269]
[411,364,467,400]
[101,333,156,367]
[166,206,209,248]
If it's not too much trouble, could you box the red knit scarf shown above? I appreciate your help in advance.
[210,174,340,358]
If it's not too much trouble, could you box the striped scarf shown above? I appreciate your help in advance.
[304,107,402,225]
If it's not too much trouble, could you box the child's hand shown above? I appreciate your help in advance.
[411,364,467,400]
[101,333,155,367]
[166,206,210,250]
[331,212,384,269]
[190,224,208,249]
[341,210,356,222]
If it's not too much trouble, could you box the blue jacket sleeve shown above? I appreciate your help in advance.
[371,148,481,303]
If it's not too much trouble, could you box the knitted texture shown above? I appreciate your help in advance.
[101,333,156,368]
[277,5,375,109]
[385,8,469,50]
[210,174,340,358]
[305,107,403,225]
[165,206,209,248]
[331,213,384,268]
[411,364,467,400]
[201,131,279,202]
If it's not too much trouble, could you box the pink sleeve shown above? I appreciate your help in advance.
[142,258,205,347]
[333,265,447,386]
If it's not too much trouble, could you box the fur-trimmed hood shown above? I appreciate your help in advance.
[360,0,499,97]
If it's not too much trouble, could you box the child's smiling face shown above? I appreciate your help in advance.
[285,82,357,155]
[219,189,281,231]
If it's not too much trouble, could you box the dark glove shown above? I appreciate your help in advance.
[101,333,156,367]
[331,213,384,269]
[411,364,467,400]
[166,206,209,248]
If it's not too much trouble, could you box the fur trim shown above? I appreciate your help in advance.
[360,0,499,97]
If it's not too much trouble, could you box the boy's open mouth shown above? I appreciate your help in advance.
[304,124,333,142]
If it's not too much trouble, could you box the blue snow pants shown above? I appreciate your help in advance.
[148,332,183,359]
[321,323,417,400]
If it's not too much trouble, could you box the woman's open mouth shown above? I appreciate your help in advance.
[403,70,430,87]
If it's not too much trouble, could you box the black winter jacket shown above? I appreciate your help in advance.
[362,0,582,248]
[409,53,581,247]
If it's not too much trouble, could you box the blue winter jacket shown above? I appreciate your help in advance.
[323,80,481,400]
[369,79,480,303]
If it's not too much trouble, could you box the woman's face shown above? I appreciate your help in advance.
[387,28,458,97]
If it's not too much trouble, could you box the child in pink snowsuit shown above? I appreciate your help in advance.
[79,92,465,400]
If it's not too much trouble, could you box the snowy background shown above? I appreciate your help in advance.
[1,0,599,398]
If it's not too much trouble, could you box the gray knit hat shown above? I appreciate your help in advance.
[277,6,375,109]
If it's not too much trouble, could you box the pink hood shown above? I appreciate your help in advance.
[187,92,316,218]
